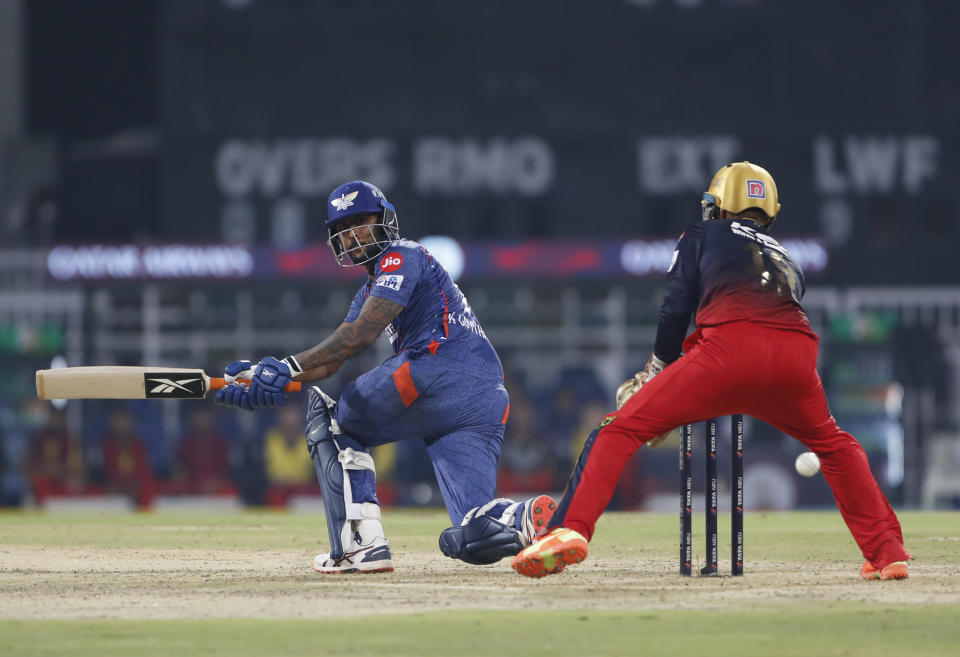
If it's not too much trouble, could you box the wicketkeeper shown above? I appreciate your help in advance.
[513,162,912,581]
[215,180,555,572]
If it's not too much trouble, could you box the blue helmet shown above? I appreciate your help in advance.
[325,180,400,267]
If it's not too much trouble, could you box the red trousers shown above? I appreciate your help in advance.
[559,322,911,568]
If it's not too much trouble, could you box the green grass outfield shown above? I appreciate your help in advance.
[3,608,959,657]
[1,509,958,657]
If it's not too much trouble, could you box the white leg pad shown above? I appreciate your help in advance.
[354,503,386,545]
[338,446,378,520]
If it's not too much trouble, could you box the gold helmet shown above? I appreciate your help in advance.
[701,161,781,226]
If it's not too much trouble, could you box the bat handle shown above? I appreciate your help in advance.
[209,378,302,392]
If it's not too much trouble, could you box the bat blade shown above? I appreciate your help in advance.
[36,366,303,400]
[36,366,211,400]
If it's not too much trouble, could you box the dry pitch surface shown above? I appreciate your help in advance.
[1,510,958,621]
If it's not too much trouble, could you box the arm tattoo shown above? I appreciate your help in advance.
[294,295,403,371]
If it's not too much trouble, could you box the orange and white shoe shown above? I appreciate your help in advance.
[511,527,588,578]
[860,560,909,580]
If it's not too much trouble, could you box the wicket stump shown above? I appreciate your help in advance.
[679,415,744,576]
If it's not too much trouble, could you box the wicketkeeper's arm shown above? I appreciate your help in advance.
[653,310,691,365]
[615,308,690,411]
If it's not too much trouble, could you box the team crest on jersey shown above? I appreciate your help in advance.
[375,274,404,291]
[746,180,766,199]
[596,415,617,429]
[331,191,359,211]
[380,252,403,272]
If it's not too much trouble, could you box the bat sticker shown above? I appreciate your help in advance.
[144,374,207,398]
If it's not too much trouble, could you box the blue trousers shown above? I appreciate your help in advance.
[333,352,508,524]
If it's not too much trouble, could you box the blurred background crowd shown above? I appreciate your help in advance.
[2,0,959,513]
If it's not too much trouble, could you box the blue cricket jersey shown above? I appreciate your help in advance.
[344,239,503,377]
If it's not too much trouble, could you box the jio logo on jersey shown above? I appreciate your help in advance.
[746,180,766,199]
[380,253,404,273]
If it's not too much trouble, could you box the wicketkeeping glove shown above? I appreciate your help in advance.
[615,354,667,410]
[615,354,673,447]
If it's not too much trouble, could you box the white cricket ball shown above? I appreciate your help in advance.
[795,451,821,477]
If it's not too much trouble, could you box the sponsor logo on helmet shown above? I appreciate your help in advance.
[331,191,360,211]
[380,253,403,273]
[746,180,766,199]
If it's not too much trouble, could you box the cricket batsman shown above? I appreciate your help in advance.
[215,180,555,573]
[512,162,912,581]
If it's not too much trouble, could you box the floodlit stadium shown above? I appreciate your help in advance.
[1,1,959,656]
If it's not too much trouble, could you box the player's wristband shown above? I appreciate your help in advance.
[281,355,304,376]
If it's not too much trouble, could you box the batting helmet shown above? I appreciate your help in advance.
[325,180,399,267]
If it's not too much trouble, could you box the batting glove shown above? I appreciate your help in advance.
[247,355,303,408]
[223,359,255,384]
[251,356,293,393]
[214,382,256,411]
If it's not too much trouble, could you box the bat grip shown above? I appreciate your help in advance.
[209,378,302,392]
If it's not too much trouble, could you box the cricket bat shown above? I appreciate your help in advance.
[35,366,302,400]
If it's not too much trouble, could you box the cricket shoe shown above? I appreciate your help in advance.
[511,527,588,578]
[520,494,558,545]
[860,560,909,581]
[313,538,394,574]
